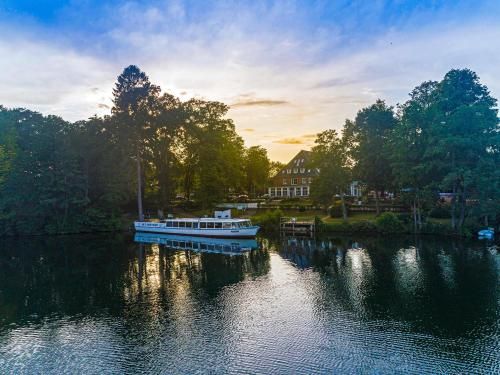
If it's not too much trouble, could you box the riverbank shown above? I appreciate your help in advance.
[248,209,490,238]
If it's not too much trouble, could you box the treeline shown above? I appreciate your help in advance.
[0,65,274,235]
[310,69,500,233]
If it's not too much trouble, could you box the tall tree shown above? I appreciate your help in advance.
[244,146,271,197]
[344,100,397,215]
[310,130,352,220]
[111,65,160,221]
[390,81,439,231]
[426,69,498,231]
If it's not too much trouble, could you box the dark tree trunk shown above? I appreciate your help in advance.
[451,181,457,231]
[340,192,348,221]
[457,184,466,230]
[136,148,144,221]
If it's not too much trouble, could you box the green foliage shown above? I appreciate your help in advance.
[428,206,450,219]
[375,212,404,233]
[252,209,283,232]
[329,202,349,218]
[344,99,396,198]
[244,146,271,197]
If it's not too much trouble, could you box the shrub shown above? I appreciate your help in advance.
[428,206,450,219]
[420,221,453,235]
[298,205,306,212]
[252,209,283,232]
[375,212,404,233]
[351,221,378,233]
[321,221,352,232]
[329,202,349,218]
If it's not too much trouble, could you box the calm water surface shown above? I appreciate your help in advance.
[0,234,498,374]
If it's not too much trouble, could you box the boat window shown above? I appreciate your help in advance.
[223,223,231,229]
[185,222,192,228]
[200,244,207,250]
[207,222,214,229]
[200,222,207,229]
[232,223,239,228]
[214,222,222,229]
[166,221,173,227]
[192,222,198,229]
[173,222,179,228]
[179,222,186,228]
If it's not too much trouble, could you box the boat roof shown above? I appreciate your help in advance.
[162,218,251,222]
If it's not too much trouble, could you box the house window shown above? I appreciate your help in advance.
[277,188,282,197]
[293,168,298,173]
[291,178,298,185]
[283,178,287,185]
[270,188,276,197]
[309,177,313,183]
[287,169,291,174]
[282,170,285,174]
[296,187,301,196]
[300,168,305,173]
[308,169,311,173]
[302,186,309,196]
[302,177,308,184]
[282,187,288,196]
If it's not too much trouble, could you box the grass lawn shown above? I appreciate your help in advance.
[322,212,378,224]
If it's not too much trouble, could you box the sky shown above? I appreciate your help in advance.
[0,0,499,162]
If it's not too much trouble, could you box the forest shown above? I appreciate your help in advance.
[0,66,498,235]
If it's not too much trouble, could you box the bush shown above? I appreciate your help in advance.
[351,221,378,233]
[329,202,349,218]
[375,212,404,233]
[252,209,283,232]
[321,221,353,232]
[298,205,306,212]
[428,206,450,219]
[419,221,453,235]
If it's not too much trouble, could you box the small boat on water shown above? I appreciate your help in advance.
[478,228,495,239]
[134,232,258,255]
[134,211,259,238]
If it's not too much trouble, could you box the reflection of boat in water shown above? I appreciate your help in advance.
[134,232,259,255]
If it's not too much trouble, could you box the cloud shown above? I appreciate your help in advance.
[0,1,499,163]
[231,99,289,108]
[273,134,317,145]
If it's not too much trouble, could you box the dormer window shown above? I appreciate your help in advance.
[300,168,305,173]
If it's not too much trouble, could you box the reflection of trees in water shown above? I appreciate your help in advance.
[0,235,270,330]
[274,235,498,339]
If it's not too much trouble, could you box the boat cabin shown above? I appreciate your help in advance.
[159,218,253,229]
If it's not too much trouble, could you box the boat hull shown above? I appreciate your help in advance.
[134,221,260,238]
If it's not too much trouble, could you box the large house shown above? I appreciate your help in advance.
[268,150,319,198]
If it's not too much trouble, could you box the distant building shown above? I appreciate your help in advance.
[268,150,319,198]
[349,181,363,197]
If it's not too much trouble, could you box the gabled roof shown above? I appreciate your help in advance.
[273,150,319,178]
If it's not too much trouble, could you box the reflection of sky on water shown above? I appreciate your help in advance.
[0,234,498,373]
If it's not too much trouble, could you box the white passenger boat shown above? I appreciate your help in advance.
[134,216,259,238]
[134,232,258,255]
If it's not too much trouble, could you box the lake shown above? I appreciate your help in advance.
[0,233,498,374]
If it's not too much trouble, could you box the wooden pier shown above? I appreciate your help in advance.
[280,217,316,235]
